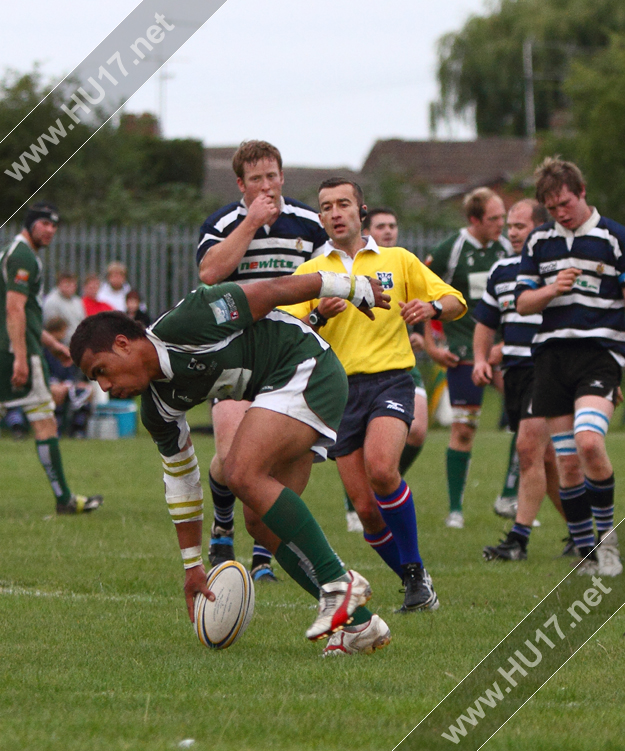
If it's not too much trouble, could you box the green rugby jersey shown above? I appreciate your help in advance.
[0,234,44,357]
[427,229,510,360]
[142,282,333,456]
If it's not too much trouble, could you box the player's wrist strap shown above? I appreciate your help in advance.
[181,545,203,569]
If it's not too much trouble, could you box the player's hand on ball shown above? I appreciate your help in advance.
[184,564,215,623]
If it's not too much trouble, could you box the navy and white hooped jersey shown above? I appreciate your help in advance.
[515,209,625,365]
[473,254,541,370]
[196,196,327,283]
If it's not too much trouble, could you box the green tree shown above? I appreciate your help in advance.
[432,0,625,137]
[545,33,625,222]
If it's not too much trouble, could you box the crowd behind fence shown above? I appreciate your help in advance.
[0,224,450,318]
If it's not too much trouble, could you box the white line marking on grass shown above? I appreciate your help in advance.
[0,583,174,604]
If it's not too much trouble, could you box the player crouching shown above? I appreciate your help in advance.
[71,270,392,654]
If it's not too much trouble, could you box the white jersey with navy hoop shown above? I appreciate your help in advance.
[473,254,542,370]
[515,209,625,365]
[196,196,327,284]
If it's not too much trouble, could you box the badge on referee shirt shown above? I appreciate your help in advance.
[376,271,394,289]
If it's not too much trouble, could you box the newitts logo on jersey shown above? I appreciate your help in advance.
[376,272,394,289]
[210,293,240,324]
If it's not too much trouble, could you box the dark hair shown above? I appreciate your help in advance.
[45,316,69,335]
[534,156,585,204]
[317,177,365,208]
[232,140,283,179]
[126,289,141,302]
[70,311,146,367]
[362,207,397,231]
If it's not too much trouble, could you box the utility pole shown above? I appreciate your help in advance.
[523,38,536,141]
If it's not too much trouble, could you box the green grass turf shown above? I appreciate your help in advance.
[0,392,624,751]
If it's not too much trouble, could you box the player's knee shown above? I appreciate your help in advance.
[575,430,610,472]
[222,456,251,500]
[516,434,541,471]
[452,422,474,449]
[366,458,400,496]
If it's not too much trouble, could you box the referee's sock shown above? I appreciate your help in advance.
[374,480,422,567]
[585,474,615,535]
[560,483,595,558]
[447,448,471,513]
[209,471,235,529]
[36,437,72,506]
[363,526,403,578]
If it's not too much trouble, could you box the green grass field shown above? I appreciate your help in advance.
[1,392,624,751]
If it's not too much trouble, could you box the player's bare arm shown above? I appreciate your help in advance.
[6,290,29,388]
[399,294,465,325]
[41,329,72,366]
[199,195,279,285]
[517,268,582,315]
[241,272,391,322]
[472,322,497,386]
[423,320,460,368]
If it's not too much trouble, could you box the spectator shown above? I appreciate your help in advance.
[42,272,84,345]
[82,274,114,317]
[126,290,151,326]
[43,317,93,438]
[97,261,131,311]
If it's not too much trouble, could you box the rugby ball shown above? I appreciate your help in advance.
[193,561,255,649]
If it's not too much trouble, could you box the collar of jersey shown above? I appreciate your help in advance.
[461,227,494,251]
[322,235,380,257]
[554,207,600,238]
[145,330,174,380]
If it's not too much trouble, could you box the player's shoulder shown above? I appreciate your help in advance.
[431,231,460,255]
[4,236,36,265]
[199,201,245,232]
[281,197,322,225]
[597,215,625,242]
[525,221,557,252]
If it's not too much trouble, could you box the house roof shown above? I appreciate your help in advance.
[362,138,536,197]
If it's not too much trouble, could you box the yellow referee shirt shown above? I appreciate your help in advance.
[282,237,466,376]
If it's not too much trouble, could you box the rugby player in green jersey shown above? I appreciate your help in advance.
[425,188,513,528]
[70,270,394,653]
[0,202,102,514]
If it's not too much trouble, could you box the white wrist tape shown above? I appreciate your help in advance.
[318,271,353,299]
[161,445,203,524]
[318,271,375,308]
[181,545,203,569]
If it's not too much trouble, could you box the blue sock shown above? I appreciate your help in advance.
[252,543,273,569]
[510,523,531,546]
[374,480,422,566]
[363,527,403,579]
[560,483,595,554]
[585,475,615,534]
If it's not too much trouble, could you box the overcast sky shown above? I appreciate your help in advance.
[2,0,488,169]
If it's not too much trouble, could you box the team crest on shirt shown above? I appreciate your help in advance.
[376,271,394,289]
[295,237,304,251]
[15,268,29,283]
[597,263,605,275]
[210,292,240,324]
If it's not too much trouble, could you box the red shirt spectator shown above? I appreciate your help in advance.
[82,274,114,317]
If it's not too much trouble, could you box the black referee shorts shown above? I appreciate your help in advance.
[328,370,414,459]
